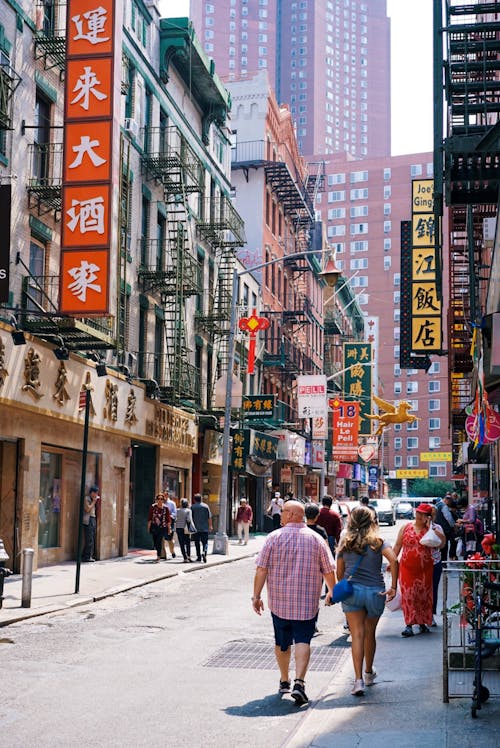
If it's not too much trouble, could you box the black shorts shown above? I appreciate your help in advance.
[271,613,317,651]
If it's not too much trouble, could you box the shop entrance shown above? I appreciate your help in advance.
[0,439,20,572]
[129,443,156,549]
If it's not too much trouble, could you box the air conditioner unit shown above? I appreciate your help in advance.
[124,118,139,138]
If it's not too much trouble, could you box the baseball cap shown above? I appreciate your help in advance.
[415,503,433,515]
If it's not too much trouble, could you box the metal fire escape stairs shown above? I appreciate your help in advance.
[438,1,500,460]
[196,194,246,404]
[140,126,203,405]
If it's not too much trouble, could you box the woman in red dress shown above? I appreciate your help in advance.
[393,503,444,637]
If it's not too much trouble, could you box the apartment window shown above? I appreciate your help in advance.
[350,188,368,200]
[407,382,418,394]
[384,238,391,251]
[350,205,368,218]
[394,309,400,322]
[328,190,345,202]
[394,291,400,304]
[383,167,391,181]
[383,186,391,199]
[394,364,401,377]
[384,257,391,271]
[394,437,402,451]
[429,418,441,430]
[384,203,391,216]
[328,208,346,219]
[429,399,440,411]
[27,238,46,310]
[429,437,441,449]
[350,258,368,270]
[351,275,368,287]
[407,420,418,431]
[428,381,440,393]
[384,220,391,233]
[407,455,419,467]
[429,464,447,477]
[351,240,368,252]
[394,455,402,468]
[351,223,368,235]
[394,382,402,395]
[428,362,441,374]
[407,400,419,412]
[350,170,368,183]
[407,437,418,450]
[411,164,423,177]
[393,273,400,287]
[328,172,346,185]
[394,423,402,432]
[394,346,400,359]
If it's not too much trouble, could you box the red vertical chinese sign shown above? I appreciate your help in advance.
[60,1,121,314]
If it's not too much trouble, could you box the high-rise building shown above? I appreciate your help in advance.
[190,0,391,158]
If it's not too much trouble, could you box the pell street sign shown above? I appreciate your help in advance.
[296,375,327,419]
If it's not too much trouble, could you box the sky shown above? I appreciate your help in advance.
[158,0,434,157]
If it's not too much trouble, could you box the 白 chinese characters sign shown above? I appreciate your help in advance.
[342,343,372,435]
[296,375,327,419]
[410,180,442,353]
[60,0,122,314]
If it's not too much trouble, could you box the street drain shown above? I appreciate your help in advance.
[203,640,349,671]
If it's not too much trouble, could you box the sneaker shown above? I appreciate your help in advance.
[196,557,202,562]
[279,680,291,695]
[364,671,376,686]
[291,680,309,706]
[419,624,430,634]
[401,626,414,637]
[351,679,365,696]
[202,553,207,563]
[431,617,437,627]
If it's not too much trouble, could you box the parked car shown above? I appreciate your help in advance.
[371,498,396,525]
[395,501,414,519]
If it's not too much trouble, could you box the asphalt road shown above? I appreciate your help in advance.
[2,523,401,748]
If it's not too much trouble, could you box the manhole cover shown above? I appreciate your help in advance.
[204,640,349,671]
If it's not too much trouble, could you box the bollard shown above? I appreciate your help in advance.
[21,548,34,608]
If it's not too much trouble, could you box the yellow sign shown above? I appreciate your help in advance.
[420,452,452,462]
[411,316,441,352]
[412,180,434,213]
[412,213,436,247]
[396,469,429,478]
[412,247,437,281]
[411,282,441,316]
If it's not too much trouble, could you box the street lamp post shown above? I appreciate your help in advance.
[212,250,340,555]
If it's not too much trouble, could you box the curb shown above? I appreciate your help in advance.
[0,549,258,627]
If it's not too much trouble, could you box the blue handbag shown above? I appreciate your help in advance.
[331,552,365,603]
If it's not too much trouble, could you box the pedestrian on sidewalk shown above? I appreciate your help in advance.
[430,506,446,627]
[82,485,99,562]
[267,492,284,530]
[316,496,342,556]
[147,494,171,563]
[332,506,399,696]
[393,502,445,637]
[305,503,328,541]
[163,490,177,559]
[176,498,195,562]
[252,500,336,706]
[236,497,253,545]
[191,492,212,562]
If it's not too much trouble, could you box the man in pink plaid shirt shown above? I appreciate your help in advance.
[252,501,336,705]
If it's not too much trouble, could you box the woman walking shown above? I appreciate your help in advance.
[393,502,445,637]
[147,493,171,563]
[176,498,196,562]
[332,506,398,696]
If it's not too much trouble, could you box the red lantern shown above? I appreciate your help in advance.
[238,309,270,374]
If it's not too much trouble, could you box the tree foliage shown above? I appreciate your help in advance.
[407,478,454,497]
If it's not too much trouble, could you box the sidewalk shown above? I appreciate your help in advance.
[0,534,267,627]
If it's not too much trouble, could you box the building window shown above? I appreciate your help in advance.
[411,164,423,177]
[384,220,391,233]
[429,418,440,430]
[429,399,440,411]
[38,451,62,549]
[428,362,441,374]
[428,381,440,393]
[407,437,418,450]
[383,167,391,181]
[384,238,391,251]
[384,256,391,271]
[429,436,441,449]
[394,437,402,450]
[394,364,401,377]
[394,382,402,394]
[407,455,419,467]
[394,455,402,468]
[429,464,447,477]
[407,420,418,431]
[393,273,400,286]
[407,382,418,394]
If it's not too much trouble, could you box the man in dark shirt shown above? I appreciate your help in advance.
[305,503,328,541]
[316,496,342,555]
[191,493,212,563]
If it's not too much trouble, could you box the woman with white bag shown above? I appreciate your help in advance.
[393,502,445,637]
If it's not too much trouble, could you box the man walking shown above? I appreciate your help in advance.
[252,501,336,705]
[82,485,99,562]
[191,492,212,563]
[316,496,342,556]
[236,497,253,545]
[435,493,459,560]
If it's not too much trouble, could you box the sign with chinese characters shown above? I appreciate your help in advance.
[60,0,122,314]
[231,429,248,472]
[242,394,276,419]
[410,180,442,353]
[395,469,429,478]
[342,343,372,434]
[296,375,327,419]
[0,185,10,303]
[312,415,327,440]
[420,451,452,462]
[331,398,360,461]
[230,429,278,471]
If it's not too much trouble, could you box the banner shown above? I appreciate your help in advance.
[343,342,372,434]
[331,398,360,461]
[242,394,276,419]
[0,185,10,303]
[296,375,327,418]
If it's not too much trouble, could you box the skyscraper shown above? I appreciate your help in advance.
[190,0,391,158]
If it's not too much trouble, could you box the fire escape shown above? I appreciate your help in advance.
[195,192,246,396]
[0,56,21,132]
[34,1,66,77]
[439,1,500,464]
[140,125,204,405]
